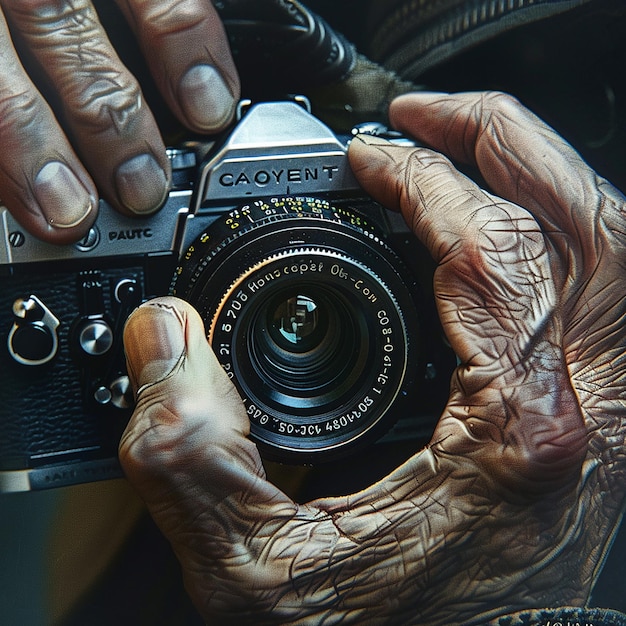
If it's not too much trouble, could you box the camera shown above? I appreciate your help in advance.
[0,99,454,492]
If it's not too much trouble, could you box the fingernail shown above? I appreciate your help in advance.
[115,154,168,214]
[179,64,235,130]
[125,302,186,390]
[33,161,94,228]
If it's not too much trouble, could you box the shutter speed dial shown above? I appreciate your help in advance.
[8,296,60,366]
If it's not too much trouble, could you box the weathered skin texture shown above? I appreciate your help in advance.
[120,92,626,625]
[0,0,238,243]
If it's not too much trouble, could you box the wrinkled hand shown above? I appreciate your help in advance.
[0,0,238,244]
[120,92,626,625]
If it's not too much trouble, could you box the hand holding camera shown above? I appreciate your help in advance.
[121,91,626,623]
[0,98,451,489]
[4,0,625,623]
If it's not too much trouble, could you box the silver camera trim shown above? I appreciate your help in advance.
[193,99,360,209]
[0,100,362,270]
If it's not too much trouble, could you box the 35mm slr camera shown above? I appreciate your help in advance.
[0,99,454,492]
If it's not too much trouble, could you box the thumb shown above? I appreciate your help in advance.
[119,296,275,520]
[120,297,304,620]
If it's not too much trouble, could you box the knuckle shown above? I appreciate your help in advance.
[7,0,146,137]
[0,87,41,132]
[60,53,144,136]
[480,90,523,114]
[119,408,182,477]
[71,73,143,134]
[118,427,154,480]
[129,0,210,38]
[472,208,545,272]
[476,91,526,132]
[4,0,54,13]
[8,1,97,34]
[8,0,145,162]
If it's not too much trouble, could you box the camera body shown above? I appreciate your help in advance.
[0,100,453,492]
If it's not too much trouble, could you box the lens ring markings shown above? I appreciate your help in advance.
[171,196,421,462]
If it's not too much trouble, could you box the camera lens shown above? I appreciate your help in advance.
[171,196,422,462]
[230,266,376,415]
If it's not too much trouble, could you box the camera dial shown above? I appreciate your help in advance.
[172,195,425,463]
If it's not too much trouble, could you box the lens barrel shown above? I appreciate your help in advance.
[171,196,422,462]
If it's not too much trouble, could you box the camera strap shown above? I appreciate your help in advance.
[214,0,356,95]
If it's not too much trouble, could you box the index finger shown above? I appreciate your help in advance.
[389,91,614,251]
[115,0,239,133]
[0,8,98,243]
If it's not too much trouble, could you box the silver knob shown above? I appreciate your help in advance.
[94,386,112,405]
[110,376,134,410]
[78,319,113,356]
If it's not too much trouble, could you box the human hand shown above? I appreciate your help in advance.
[120,92,626,624]
[0,0,239,244]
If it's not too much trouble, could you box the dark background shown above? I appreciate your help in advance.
[308,0,626,193]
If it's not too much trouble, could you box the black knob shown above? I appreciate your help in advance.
[9,323,54,363]
[8,296,60,366]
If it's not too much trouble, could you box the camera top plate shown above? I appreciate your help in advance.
[0,100,365,268]
[192,100,361,211]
